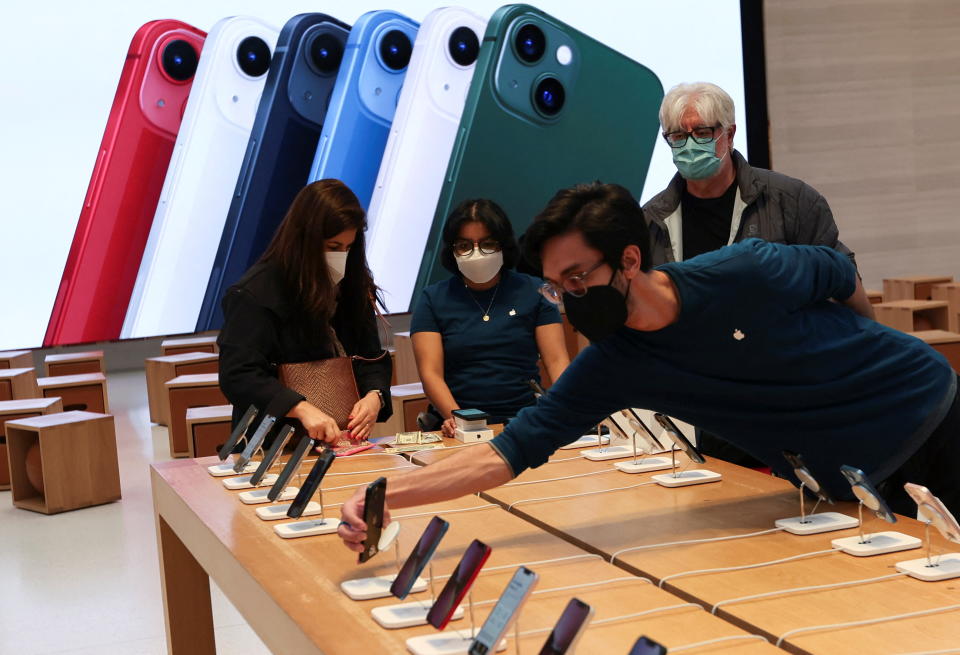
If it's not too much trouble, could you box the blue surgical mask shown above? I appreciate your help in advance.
[672,137,727,180]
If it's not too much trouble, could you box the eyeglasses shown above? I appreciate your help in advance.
[662,124,722,148]
[453,238,502,257]
[538,259,606,305]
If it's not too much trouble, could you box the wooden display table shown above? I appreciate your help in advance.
[931,282,960,332]
[909,329,960,371]
[145,352,220,426]
[0,367,39,401]
[0,397,63,491]
[37,373,108,413]
[165,374,226,458]
[0,350,32,370]
[185,405,233,458]
[161,335,219,357]
[6,411,120,514]
[44,350,104,376]
[883,275,953,301]
[874,299,949,332]
[371,383,429,439]
[392,332,418,385]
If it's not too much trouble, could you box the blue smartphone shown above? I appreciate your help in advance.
[196,13,351,331]
[840,464,897,523]
[389,516,449,599]
[307,10,419,210]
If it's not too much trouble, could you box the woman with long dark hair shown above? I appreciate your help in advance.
[218,179,391,443]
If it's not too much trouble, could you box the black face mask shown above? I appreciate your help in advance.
[562,272,628,342]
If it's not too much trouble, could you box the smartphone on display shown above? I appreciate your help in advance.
[904,483,960,543]
[468,566,539,655]
[249,424,295,487]
[267,435,314,501]
[218,404,258,460]
[628,636,667,655]
[286,447,337,519]
[364,7,486,313]
[122,16,279,339]
[537,597,594,655]
[44,21,206,346]
[653,413,705,464]
[409,5,663,309]
[196,13,351,331]
[358,477,388,563]
[625,409,665,453]
[390,516,450,600]
[782,450,834,504]
[233,415,277,472]
[426,539,492,630]
[840,465,897,523]
[307,11,419,210]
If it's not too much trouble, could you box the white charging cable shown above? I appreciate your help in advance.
[431,553,604,582]
[609,527,786,565]
[775,604,960,647]
[669,634,770,652]
[502,468,617,487]
[657,546,841,588]
[508,480,658,510]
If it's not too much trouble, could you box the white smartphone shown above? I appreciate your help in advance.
[468,566,539,655]
[122,16,279,339]
[364,6,487,314]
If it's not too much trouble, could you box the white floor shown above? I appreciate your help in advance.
[0,370,272,655]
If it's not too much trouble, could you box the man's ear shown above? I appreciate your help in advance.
[620,244,642,280]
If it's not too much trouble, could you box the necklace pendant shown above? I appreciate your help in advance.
[483,315,490,322]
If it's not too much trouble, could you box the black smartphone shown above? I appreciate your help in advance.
[267,435,314,502]
[218,405,258,460]
[426,539,492,630]
[390,516,449,600]
[249,424,295,487]
[628,636,667,655]
[782,450,834,504]
[286,448,336,519]
[537,598,594,655]
[653,413,705,465]
[528,379,546,399]
[358,477,388,563]
[233,414,277,472]
[840,465,897,523]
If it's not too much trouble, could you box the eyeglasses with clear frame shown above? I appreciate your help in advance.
[662,124,722,148]
[538,259,607,304]
[453,238,502,257]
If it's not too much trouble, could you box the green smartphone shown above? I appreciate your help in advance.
[409,4,663,307]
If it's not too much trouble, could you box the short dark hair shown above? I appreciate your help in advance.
[523,182,651,273]
[439,199,521,276]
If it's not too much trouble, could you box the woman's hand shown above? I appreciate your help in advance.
[441,417,457,439]
[288,401,341,444]
[346,392,381,441]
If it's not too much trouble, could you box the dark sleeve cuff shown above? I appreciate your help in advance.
[489,429,527,477]
[488,437,521,478]
[265,387,305,421]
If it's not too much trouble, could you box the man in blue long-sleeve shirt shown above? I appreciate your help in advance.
[338,182,959,553]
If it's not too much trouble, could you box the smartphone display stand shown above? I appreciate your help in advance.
[374,567,467,630]
[651,447,722,487]
[222,443,270,489]
[775,483,860,535]
[896,513,960,581]
[559,434,609,450]
[208,433,257,476]
[238,448,299,504]
[273,488,340,538]
[256,466,320,521]
[341,532,428,600]
[405,592,510,655]
[614,430,673,474]
[831,501,921,557]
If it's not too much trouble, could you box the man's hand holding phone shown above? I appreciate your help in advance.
[338,486,392,554]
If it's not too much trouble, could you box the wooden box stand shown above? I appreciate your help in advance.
[883,275,954,301]
[909,330,960,372]
[165,374,227,458]
[874,300,950,333]
[931,282,960,332]
[161,335,218,357]
[392,332,419,385]
[44,350,104,376]
[0,350,33,370]
[185,404,233,458]
[37,373,109,413]
[0,368,39,401]
[0,397,63,490]
[865,289,883,305]
[145,352,220,426]
[5,411,121,514]
[370,382,430,438]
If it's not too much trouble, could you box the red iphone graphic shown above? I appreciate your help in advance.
[44,20,205,346]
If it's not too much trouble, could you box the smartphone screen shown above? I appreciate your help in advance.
[286,448,336,519]
[249,425,294,487]
[358,477,388,563]
[267,435,313,502]
[628,636,667,655]
[537,598,593,655]
[426,539,492,630]
[233,415,276,472]
[218,405,258,460]
[653,413,705,464]
[469,566,539,655]
[390,516,449,600]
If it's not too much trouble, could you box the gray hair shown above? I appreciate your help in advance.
[659,82,735,132]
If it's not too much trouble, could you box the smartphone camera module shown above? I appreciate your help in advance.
[448,27,479,66]
[514,23,546,64]
[161,39,199,82]
[308,32,344,75]
[533,76,565,117]
[236,36,271,77]
[379,29,412,71]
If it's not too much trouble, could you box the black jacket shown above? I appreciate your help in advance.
[217,261,392,430]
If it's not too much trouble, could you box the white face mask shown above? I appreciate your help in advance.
[326,250,348,285]
[455,249,503,284]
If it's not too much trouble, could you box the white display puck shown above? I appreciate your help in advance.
[652,469,722,487]
[614,457,674,474]
[831,531,922,557]
[775,512,860,535]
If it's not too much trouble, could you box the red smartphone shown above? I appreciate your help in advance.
[426,539,492,630]
[44,20,205,346]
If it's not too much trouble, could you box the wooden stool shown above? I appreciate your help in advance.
[386,346,397,386]
[874,300,950,333]
[165,374,227,458]
[145,352,219,425]
[0,350,32,370]
[44,350,104,376]
[0,397,63,490]
[392,332,419,385]
[865,289,883,305]
[37,373,109,413]
[909,330,960,372]
[371,382,430,438]
[161,335,218,357]
[931,282,960,332]
[0,368,39,401]
[5,411,121,514]
[883,275,954,301]
[185,404,233,458]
